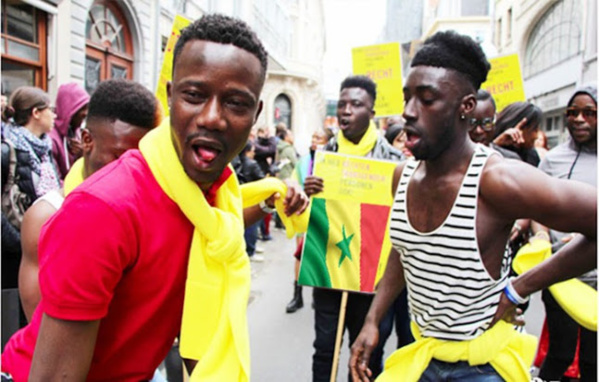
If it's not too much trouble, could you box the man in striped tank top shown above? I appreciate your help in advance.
[349,30,596,382]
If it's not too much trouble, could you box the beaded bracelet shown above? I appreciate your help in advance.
[504,278,529,305]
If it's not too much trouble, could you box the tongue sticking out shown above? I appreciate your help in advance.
[197,147,218,162]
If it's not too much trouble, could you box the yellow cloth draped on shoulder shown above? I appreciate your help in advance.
[139,118,307,381]
[63,157,85,196]
[512,240,597,331]
[336,120,378,157]
[377,321,537,382]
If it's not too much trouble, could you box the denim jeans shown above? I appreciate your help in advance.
[419,359,504,381]
[244,222,259,256]
[312,288,393,382]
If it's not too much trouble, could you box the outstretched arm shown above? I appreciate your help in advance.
[19,200,58,321]
[29,314,100,381]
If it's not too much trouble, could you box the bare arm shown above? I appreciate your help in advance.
[349,163,406,381]
[349,247,406,381]
[483,158,596,322]
[19,201,58,322]
[29,314,100,381]
[242,180,309,227]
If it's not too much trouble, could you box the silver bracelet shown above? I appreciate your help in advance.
[259,200,276,214]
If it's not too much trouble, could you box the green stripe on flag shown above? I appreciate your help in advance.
[299,198,331,288]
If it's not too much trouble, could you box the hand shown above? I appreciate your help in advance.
[67,137,83,157]
[303,175,324,197]
[488,292,526,328]
[349,322,379,382]
[281,180,309,216]
[493,118,527,147]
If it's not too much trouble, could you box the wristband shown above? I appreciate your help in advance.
[259,200,276,214]
[504,278,529,305]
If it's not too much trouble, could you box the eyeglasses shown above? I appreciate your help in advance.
[468,117,495,132]
[565,107,597,119]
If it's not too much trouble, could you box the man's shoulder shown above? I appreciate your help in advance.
[74,150,157,201]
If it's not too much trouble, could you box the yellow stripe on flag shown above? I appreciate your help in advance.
[325,199,361,291]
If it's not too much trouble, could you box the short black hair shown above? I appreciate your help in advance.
[476,89,496,110]
[340,75,377,104]
[173,14,268,80]
[87,79,159,131]
[412,30,490,90]
[493,102,543,138]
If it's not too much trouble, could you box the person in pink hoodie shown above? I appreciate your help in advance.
[49,82,90,180]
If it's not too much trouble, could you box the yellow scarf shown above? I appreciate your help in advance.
[512,240,597,331]
[336,120,379,157]
[377,321,537,382]
[63,157,85,196]
[139,119,249,381]
[240,177,309,238]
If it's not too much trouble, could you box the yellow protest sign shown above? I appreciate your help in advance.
[155,15,191,117]
[481,54,526,113]
[352,42,403,117]
[298,151,397,293]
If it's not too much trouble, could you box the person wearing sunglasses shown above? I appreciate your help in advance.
[534,85,597,382]
[468,89,497,146]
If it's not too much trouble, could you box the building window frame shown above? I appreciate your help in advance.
[1,1,48,93]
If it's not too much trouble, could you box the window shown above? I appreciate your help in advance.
[461,0,489,16]
[274,94,292,129]
[1,0,48,94]
[524,0,581,78]
[506,7,512,41]
[85,1,133,94]
[496,18,502,47]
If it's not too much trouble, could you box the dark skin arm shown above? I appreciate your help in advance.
[348,164,407,381]
[242,180,309,227]
[479,157,597,326]
[19,199,60,322]
[29,314,100,381]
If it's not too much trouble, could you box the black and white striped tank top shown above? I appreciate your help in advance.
[389,144,511,340]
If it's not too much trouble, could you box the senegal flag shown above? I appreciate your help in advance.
[298,151,396,293]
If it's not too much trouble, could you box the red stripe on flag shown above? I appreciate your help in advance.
[360,204,391,292]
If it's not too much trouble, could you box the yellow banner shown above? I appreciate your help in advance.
[155,15,191,117]
[352,42,403,117]
[481,54,526,113]
[312,151,397,206]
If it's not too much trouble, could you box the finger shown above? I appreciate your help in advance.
[514,117,527,131]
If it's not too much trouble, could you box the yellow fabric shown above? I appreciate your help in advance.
[139,118,250,382]
[512,240,597,331]
[377,321,537,382]
[240,177,309,239]
[63,157,85,196]
[336,120,379,157]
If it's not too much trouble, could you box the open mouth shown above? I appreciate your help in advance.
[339,118,351,129]
[404,127,421,150]
[191,140,223,166]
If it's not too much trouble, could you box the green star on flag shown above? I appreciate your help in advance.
[336,225,354,267]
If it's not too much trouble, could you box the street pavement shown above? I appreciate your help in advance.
[248,227,547,381]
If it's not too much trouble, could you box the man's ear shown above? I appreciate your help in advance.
[81,128,93,154]
[370,107,376,119]
[461,93,477,116]
[166,81,173,110]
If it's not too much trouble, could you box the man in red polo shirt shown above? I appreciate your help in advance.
[1,14,307,382]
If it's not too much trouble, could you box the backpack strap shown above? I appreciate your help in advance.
[1,138,18,194]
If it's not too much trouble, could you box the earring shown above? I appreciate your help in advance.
[460,114,466,120]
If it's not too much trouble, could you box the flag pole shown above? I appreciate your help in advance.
[330,291,349,382]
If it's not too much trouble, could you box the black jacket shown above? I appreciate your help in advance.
[1,141,36,289]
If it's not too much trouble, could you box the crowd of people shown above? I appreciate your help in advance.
[0,12,596,382]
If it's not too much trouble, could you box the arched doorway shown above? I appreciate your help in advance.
[84,1,134,94]
[274,93,292,129]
